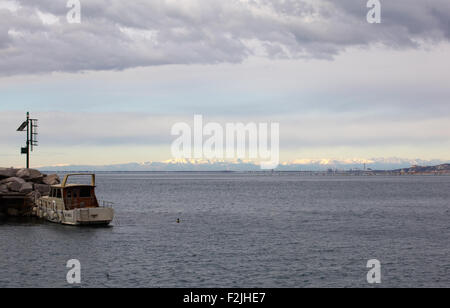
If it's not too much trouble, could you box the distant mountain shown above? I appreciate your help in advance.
[37,158,449,172]
[391,164,450,175]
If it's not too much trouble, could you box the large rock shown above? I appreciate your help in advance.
[0,177,26,185]
[0,184,8,194]
[2,177,27,193]
[34,184,51,196]
[7,181,22,192]
[16,169,44,182]
[0,168,17,180]
[27,191,41,203]
[43,174,60,185]
[19,182,34,194]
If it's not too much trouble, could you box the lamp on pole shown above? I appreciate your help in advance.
[17,112,38,169]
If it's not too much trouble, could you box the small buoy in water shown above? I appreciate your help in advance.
[176,218,180,223]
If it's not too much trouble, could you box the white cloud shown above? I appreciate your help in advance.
[0,0,449,76]
[0,0,20,12]
[1,110,449,150]
[36,9,60,25]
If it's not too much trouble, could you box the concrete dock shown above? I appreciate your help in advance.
[0,193,34,216]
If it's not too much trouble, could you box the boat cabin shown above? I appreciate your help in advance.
[48,174,99,210]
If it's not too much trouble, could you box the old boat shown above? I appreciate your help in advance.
[34,173,114,226]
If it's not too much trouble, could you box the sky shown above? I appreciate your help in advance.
[1,0,450,168]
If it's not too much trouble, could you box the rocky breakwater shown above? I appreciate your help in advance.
[0,168,60,217]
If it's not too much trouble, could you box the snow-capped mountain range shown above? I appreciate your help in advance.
[38,158,449,172]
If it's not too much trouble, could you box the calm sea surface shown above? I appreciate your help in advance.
[0,172,449,288]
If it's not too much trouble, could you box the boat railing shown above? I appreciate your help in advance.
[99,200,114,208]
[64,200,114,210]
[65,202,89,210]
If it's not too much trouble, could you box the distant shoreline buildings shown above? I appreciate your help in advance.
[32,163,450,175]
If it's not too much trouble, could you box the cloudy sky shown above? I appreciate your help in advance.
[1,0,450,167]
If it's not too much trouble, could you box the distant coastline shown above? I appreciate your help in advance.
[39,163,450,176]
[34,158,450,173]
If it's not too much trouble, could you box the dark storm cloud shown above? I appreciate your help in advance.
[0,0,449,76]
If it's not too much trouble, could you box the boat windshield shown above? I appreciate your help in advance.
[64,186,98,210]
